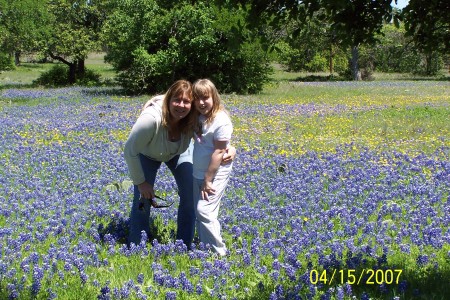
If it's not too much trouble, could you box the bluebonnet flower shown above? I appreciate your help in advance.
[137,273,144,285]
[98,284,110,300]
[30,281,41,297]
[7,283,18,300]
[272,259,281,271]
[196,283,203,295]
[398,280,408,293]
[271,270,280,281]
[179,272,193,293]
[416,254,429,266]
[243,253,251,266]
[120,284,131,299]
[343,283,352,296]
[79,271,88,285]
[361,292,370,300]
[47,288,57,300]
[189,266,200,276]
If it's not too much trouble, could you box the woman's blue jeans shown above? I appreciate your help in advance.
[128,148,195,248]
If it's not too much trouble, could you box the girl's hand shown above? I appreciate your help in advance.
[222,146,236,165]
[201,181,216,201]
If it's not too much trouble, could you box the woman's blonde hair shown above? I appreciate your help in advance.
[161,80,195,135]
[192,79,226,127]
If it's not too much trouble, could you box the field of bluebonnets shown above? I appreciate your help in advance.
[0,79,449,300]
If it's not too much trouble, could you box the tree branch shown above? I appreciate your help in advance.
[48,51,73,66]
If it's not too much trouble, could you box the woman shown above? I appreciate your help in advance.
[124,80,234,248]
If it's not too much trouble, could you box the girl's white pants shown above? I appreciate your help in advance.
[193,173,230,256]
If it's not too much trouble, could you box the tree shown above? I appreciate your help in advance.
[42,0,108,84]
[220,0,400,80]
[272,13,348,74]
[402,0,449,75]
[0,0,49,65]
[103,0,271,94]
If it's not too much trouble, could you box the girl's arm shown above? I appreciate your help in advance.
[202,140,228,200]
[222,145,236,164]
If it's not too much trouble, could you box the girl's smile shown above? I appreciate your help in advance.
[195,96,213,116]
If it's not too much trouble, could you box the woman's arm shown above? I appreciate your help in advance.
[202,140,228,200]
[123,114,157,186]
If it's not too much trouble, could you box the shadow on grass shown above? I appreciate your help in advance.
[97,214,175,247]
[289,73,450,82]
[97,216,129,245]
[0,83,35,90]
[290,74,344,82]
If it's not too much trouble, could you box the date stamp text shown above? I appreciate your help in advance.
[309,269,403,285]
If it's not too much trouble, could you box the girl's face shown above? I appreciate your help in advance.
[195,95,213,116]
[169,92,192,120]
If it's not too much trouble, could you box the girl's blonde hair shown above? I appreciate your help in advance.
[192,79,226,126]
[161,80,195,135]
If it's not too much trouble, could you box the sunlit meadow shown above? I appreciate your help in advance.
[0,80,449,300]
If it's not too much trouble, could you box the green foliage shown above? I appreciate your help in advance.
[33,64,101,87]
[0,0,50,62]
[371,24,445,75]
[275,41,304,72]
[103,0,271,94]
[305,53,328,72]
[275,39,348,74]
[77,69,103,87]
[223,0,399,80]
[0,52,14,71]
[33,64,68,87]
[402,0,449,55]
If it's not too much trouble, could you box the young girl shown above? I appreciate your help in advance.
[192,79,233,256]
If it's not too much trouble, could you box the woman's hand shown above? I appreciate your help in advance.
[142,99,154,111]
[137,182,155,200]
[201,181,216,201]
[222,145,236,165]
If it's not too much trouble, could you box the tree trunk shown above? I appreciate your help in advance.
[68,63,77,84]
[351,45,361,81]
[329,44,334,74]
[425,52,432,75]
[77,59,85,78]
[14,51,21,66]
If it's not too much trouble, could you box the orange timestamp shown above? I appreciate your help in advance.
[309,269,403,285]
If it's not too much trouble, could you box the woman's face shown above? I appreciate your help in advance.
[169,92,192,121]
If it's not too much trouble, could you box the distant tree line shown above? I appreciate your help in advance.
[0,0,448,94]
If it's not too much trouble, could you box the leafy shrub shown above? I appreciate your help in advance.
[275,41,304,72]
[305,53,328,72]
[0,52,14,71]
[77,69,102,87]
[33,64,69,87]
[332,50,349,74]
[34,64,102,87]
